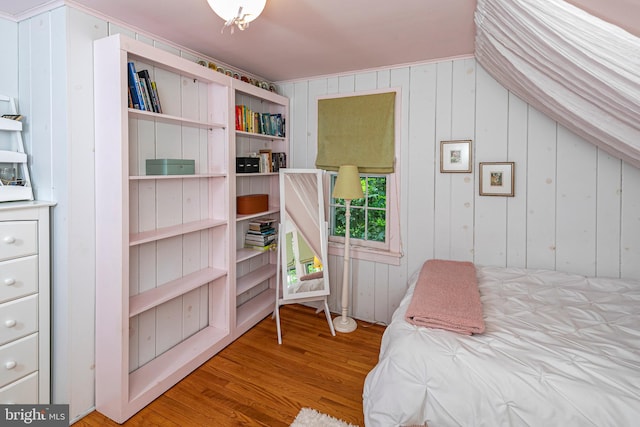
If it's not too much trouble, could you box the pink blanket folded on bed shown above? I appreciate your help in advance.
[405,259,485,335]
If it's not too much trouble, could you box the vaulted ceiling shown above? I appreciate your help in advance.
[1,0,638,82]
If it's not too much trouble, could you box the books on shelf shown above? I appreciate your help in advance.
[236,152,286,174]
[235,104,285,137]
[127,62,162,113]
[245,218,278,251]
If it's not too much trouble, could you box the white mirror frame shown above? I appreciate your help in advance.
[278,168,330,300]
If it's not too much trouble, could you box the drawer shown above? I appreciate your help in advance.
[0,295,38,346]
[0,333,38,388]
[0,221,37,262]
[0,255,38,304]
[0,371,37,403]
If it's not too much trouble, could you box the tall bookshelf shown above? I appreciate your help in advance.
[94,33,289,423]
[94,34,233,423]
[232,81,289,337]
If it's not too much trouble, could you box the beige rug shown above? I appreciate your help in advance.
[290,408,359,427]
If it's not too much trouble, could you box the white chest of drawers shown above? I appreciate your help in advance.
[0,201,52,404]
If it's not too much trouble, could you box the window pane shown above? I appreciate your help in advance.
[332,205,346,237]
[367,209,386,242]
[350,177,366,207]
[350,207,365,239]
[367,176,386,208]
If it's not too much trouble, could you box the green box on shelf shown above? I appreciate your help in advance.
[146,159,195,175]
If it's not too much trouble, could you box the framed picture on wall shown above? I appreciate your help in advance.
[479,162,515,196]
[440,140,472,173]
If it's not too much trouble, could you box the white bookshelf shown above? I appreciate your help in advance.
[94,34,233,423]
[94,33,289,423]
[232,80,289,337]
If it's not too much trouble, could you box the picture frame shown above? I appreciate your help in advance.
[479,162,515,196]
[440,140,472,173]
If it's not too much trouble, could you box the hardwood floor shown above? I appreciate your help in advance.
[75,304,386,426]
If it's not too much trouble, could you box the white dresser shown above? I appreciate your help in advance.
[0,201,52,404]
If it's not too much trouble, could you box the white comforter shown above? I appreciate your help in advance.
[363,266,640,427]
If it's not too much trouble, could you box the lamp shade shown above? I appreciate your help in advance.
[207,0,266,24]
[333,165,363,200]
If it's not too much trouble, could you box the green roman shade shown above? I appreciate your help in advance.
[316,92,395,173]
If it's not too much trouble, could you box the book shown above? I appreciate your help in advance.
[127,62,145,110]
[244,242,277,252]
[1,114,22,121]
[137,76,152,112]
[137,70,156,113]
[248,218,276,231]
[150,81,163,114]
[259,149,272,173]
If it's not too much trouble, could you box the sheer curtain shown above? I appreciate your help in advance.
[475,0,640,168]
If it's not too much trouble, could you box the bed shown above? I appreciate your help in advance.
[363,263,640,427]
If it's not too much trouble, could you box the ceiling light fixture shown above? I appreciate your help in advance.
[207,0,267,33]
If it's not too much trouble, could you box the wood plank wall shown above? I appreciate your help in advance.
[278,58,640,325]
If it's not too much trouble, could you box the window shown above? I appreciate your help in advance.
[330,174,388,250]
[317,88,402,265]
[328,172,400,265]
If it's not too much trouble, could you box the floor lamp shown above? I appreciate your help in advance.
[332,165,363,333]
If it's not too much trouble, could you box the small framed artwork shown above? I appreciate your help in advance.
[440,140,472,173]
[479,162,515,196]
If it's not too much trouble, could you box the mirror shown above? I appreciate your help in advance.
[275,168,334,343]
[278,169,330,300]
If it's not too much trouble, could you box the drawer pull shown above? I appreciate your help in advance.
[5,319,16,328]
[3,236,16,244]
[4,278,15,286]
[5,360,16,370]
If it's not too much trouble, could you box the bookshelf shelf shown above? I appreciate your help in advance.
[236,130,285,141]
[128,108,225,129]
[129,268,227,317]
[129,219,226,246]
[129,173,226,180]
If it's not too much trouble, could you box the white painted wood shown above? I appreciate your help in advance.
[526,107,558,270]
[449,58,476,262]
[621,163,640,278]
[474,66,510,267]
[94,33,236,423]
[434,61,455,260]
[506,93,529,267]
[406,64,437,276]
[0,201,52,404]
[352,258,375,321]
[556,125,597,276]
[595,152,622,277]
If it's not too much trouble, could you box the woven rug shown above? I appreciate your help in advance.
[290,408,359,427]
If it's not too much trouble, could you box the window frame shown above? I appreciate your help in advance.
[326,170,401,265]
[329,172,389,250]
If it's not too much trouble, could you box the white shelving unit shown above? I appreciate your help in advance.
[94,34,233,423]
[0,96,34,202]
[232,81,289,337]
[94,33,289,423]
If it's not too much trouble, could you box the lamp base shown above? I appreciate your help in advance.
[333,315,357,333]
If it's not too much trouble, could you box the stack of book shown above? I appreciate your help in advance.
[244,218,277,251]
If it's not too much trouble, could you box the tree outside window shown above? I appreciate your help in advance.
[330,174,387,247]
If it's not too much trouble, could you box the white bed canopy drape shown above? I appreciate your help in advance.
[475,0,640,168]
